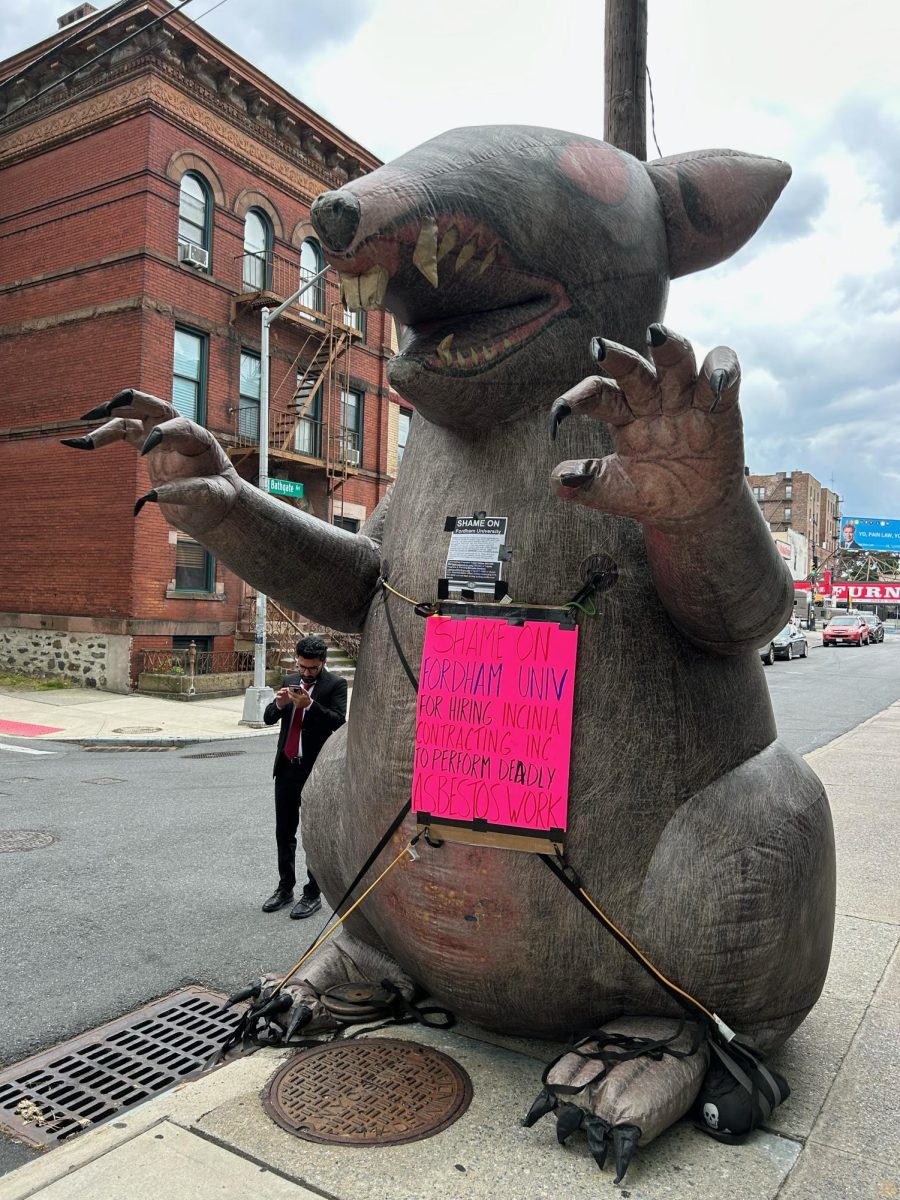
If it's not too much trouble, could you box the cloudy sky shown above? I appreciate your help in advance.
[4,0,899,516]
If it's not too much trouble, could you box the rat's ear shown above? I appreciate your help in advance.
[645,149,791,279]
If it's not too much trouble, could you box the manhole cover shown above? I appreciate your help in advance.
[262,1038,473,1146]
[0,830,56,853]
[182,750,245,759]
[0,988,240,1148]
[111,727,162,734]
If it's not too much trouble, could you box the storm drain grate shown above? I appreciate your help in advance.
[81,745,177,753]
[181,750,246,759]
[263,1038,473,1146]
[0,988,239,1148]
[0,830,56,853]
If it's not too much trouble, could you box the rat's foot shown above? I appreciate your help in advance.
[524,1017,709,1183]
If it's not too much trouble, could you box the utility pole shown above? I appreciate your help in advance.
[240,265,330,726]
[604,0,648,160]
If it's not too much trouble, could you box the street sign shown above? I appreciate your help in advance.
[267,478,304,498]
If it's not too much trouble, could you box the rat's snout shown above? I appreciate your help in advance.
[311,190,361,253]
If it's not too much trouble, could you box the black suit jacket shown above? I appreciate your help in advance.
[264,667,348,778]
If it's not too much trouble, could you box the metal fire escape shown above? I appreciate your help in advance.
[228,250,361,493]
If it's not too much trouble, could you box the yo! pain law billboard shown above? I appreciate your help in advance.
[840,517,900,553]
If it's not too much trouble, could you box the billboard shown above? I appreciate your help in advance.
[839,517,900,553]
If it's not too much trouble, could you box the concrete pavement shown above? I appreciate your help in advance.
[0,679,897,1199]
[0,687,278,746]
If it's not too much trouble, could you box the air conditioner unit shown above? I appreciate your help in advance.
[343,447,361,467]
[178,242,209,270]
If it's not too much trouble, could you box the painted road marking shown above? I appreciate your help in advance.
[0,719,63,737]
[0,743,56,755]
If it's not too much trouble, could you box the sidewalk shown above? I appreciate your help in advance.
[0,688,279,745]
[0,695,897,1199]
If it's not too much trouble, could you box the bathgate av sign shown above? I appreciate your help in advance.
[412,614,578,853]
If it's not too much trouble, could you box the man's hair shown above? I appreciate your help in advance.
[296,635,328,661]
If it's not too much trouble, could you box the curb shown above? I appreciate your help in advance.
[52,729,277,748]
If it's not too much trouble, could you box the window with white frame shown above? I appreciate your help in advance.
[340,388,363,464]
[242,209,271,290]
[172,327,207,423]
[239,350,260,441]
[178,173,211,265]
[299,238,325,319]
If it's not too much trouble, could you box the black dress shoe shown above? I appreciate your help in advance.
[290,895,322,919]
[262,888,294,913]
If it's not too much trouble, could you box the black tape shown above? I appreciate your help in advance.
[444,516,457,532]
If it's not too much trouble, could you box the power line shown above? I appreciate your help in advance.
[1,0,195,125]
[0,0,140,97]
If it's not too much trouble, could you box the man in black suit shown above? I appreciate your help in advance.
[262,635,347,919]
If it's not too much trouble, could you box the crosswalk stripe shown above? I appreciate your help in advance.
[0,743,57,756]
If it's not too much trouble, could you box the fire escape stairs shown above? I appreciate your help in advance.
[273,330,349,453]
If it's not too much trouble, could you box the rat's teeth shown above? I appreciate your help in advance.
[412,216,439,287]
[437,226,459,262]
[455,236,478,272]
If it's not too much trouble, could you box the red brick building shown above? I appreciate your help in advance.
[747,470,842,568]
[0,0,409,691]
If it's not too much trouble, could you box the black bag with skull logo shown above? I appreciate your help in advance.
[694,1038,790,1143]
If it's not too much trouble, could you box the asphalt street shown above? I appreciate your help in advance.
[1,637,898,1176]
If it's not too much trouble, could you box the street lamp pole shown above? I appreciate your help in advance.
[240,265,331,725]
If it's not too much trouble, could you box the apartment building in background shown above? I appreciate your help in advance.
[747,470,842,573]
[0,0,412,691]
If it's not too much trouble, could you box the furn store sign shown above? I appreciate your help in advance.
[831,583,900,603]
[798,579,900,603]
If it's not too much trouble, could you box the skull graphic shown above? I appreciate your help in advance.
[702,1102,720,1130]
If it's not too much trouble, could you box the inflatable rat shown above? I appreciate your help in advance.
[67,127,835,1174]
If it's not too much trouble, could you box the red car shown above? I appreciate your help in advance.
[823,615,869,647]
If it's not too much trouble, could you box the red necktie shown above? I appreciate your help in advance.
[283,691,305,759]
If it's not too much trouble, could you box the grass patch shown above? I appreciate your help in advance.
[0,672,76,691]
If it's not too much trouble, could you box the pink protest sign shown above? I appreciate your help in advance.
[412,614,579,852]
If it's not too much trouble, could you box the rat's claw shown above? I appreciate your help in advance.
[250,993,293,1023]
[549,398,571,441]
[522,1087,558,1127]
[555,1103,585,1145]
[141,428,164,456]
[134,490,158,517]
[80,390,134,421]
[284,1003,314,1041]
[708,368,727,411]
[220,981,262,1012]
[612,1124,641,1184]
[61,435,94,450]
[558,460,599,489]
[584,1115,612,1170]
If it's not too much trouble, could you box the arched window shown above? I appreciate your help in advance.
[243,209,271,291]
[299,238,325,318]
[178,173,212,268]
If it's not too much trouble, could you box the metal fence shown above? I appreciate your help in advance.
[136,645,284,677]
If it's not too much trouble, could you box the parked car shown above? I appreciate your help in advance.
[759,638,776,665]
[822,615,869,647]
[773,624,809,660]
[858,611,885,643]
